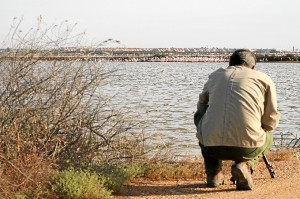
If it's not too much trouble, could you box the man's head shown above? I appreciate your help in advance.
[229,49,256,69]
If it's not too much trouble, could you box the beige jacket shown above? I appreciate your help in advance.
[195,65,280,147]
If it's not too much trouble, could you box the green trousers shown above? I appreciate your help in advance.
[200,131,273,170]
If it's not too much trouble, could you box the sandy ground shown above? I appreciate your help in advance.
[114,152,300,199]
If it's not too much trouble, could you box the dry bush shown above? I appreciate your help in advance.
[0,153,54,198]
[0,18,146,197]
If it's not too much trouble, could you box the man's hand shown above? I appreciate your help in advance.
[194,104,208,126]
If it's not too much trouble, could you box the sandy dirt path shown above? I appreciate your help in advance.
[114,155,300,199]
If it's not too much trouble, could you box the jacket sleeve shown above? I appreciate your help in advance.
[261,79,280,131]
[194,82,209,126]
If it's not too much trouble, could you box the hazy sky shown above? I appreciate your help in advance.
[1,0,300,50]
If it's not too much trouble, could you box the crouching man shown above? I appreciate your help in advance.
[194,49,280,190]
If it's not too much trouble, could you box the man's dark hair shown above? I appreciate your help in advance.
[229,49,256,68]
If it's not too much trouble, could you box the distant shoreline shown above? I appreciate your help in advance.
[1,51,300,63]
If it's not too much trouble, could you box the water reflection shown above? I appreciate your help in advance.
[102,62,300,157]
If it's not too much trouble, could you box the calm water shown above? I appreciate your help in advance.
[101,62,300,157]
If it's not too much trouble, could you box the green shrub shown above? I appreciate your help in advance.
[93,165,129,194]
[12,195,26,199]
[51,168,111,199]
[84,163,148,194]
[123,163,151,179]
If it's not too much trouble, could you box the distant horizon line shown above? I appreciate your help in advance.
[1,46,299,52]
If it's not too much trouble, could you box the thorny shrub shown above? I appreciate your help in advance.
[0,17,146,198]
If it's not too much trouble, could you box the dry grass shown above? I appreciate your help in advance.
[142,161,205,180]
[133,149,299,181]
[266,148,299,161]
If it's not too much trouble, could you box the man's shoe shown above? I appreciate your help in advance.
[207,170,225,188]
[231,162,253,190]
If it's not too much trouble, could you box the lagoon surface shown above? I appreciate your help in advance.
[101,62,300,158]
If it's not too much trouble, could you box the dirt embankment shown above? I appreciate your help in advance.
[114,152,300,199]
